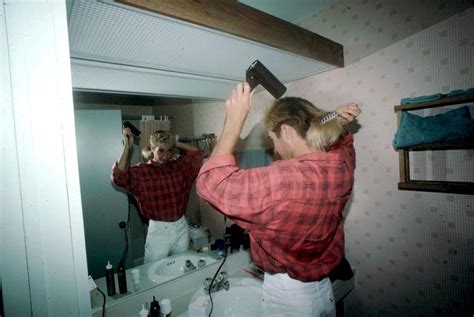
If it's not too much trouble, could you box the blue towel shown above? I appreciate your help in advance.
[393,106,474,149]
[238,149,267,169]
[400,93,445,105]
[447,87,474,97]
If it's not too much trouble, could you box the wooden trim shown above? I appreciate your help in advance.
[394,94,474,112]
[116,0,344,67]
[398,181,474,195]
[399,140,474,151]
[397,149,409,183]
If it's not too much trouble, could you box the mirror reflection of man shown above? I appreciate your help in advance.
[197,83,360,316]
[112,129,203,263]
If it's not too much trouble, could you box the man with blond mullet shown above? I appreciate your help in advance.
[197,83,360,316]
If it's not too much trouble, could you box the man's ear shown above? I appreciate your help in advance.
[280,124,297,141]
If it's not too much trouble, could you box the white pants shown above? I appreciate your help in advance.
[143,216,189,264]
[260,272,336,317]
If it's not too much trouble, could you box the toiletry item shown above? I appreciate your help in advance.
[242,230,250,249]
[149,296,161,317]
[132,269,140,292]
[131,268,140,292]
[160,298,172,317]
[138,304,148,317]
[117,263,128,294]
[105,261,116,296]
[229,224,244,251]
[214,239,225,256]
[224,227,231,251]
[189,225,210,249]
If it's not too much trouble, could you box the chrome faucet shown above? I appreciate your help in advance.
[197,259,207,268]
[203,271,230,293]
[184,260,197,273]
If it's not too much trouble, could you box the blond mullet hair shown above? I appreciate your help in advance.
[263,97,344,152]
[141,130,176,160]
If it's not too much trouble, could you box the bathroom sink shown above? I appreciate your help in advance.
[188,278,262,317]
[147,252,217,284]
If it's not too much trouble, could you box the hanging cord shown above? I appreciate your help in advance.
[207,253,227,317]
[118,201,131,267]
[207,217,228,317]
[96,286,106,317]
[119,135,133,268]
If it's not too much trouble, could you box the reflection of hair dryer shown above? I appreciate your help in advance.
[246,60,287,98]
[122,121,141,137]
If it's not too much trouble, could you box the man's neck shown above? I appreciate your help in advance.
[290,139,314,158]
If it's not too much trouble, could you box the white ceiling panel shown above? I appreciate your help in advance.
[68,0,337,98]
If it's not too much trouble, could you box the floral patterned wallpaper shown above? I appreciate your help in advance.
[191,3,474,316]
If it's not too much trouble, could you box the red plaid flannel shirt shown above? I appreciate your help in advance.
[112,151,204,221]
[197,133,355,282]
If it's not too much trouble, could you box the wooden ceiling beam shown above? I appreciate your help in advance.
[116,0,344,67]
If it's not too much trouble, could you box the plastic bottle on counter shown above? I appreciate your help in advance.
[117,263,128,294]
[105,260,116,296]
[160,298,172,317]
[149,296,161,317]
[138,304,148,317]
[131,268,140,292]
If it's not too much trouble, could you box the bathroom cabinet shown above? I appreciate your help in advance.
[394,94,474,195]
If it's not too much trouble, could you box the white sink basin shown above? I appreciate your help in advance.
[188,278,262,317]
[147,252,217,284]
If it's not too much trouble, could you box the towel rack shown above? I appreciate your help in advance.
[393,94,474,195]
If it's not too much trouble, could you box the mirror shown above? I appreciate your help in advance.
[73,90,220,299]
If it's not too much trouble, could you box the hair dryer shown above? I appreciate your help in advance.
[122,121,141,137]
[246,60,287,98]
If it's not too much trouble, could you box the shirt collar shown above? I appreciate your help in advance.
[294,151,344,162]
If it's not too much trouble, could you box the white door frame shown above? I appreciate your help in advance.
[1,1,90,316]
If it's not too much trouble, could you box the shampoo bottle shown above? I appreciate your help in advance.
[105,260,116,296]
[149,296,161,317]
[117,263,128,294]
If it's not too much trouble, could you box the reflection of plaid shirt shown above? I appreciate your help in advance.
[197,133,355,282]
[112,151,203,222]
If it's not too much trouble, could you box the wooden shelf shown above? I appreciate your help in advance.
[398,181,474,195]
[397,140,474,151]
[394,94,474,112]
[394,93,474,195]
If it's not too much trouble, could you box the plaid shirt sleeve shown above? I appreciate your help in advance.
[196,154,273,226]
[111,162,133,192]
